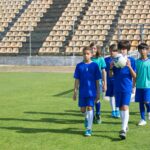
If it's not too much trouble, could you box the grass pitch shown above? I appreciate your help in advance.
[0,72,150,150]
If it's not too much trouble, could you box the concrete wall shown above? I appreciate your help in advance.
[0,56,83,66]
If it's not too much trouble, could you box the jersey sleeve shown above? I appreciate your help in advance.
[101,57,107,69]
[131,57,136,72]
[74,64,80,79]
[95,64,102,80]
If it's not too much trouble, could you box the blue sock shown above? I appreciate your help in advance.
[92,107,95,118]
[139,102,145,120]
[95,101,101,115]
[146,103,150,113]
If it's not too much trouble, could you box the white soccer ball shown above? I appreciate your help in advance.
[113,54,127,68]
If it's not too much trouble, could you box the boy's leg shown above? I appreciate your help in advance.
[115,107,120,118]
[119,92,131,139]
[110,97,116,117]
[120,106,129,140]
[120,107,129,132]
[145,103,150,120]
[81,107,88,128]
[87,106,93,130]
[94,100,101,124]
[138,102,147,125]
[84,106,93,136]
[139,102,146,120]
[95,100,101,115]
[84,97,95,136]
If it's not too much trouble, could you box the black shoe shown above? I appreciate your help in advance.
[95,114,101,124]
[119,130,126,140]
[93,115,96,123]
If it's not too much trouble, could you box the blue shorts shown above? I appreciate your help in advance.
[115,92,131,107]
[106,81,115,97]
[135,88,150,103]
[78,97,95,107]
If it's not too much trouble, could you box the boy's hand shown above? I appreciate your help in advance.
[132,87,135,93]
[95,95,100,103]
[110,61,114,69]
[126,59,131,68]
[102,84,107,92]
[73,93,77,101]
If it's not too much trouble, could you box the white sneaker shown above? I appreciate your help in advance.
[148,113,150,120]
[138,119,147,126]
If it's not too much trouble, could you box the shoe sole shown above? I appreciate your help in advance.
[84,134,91,137]
[138,123,147,126]
[119,134,126,140]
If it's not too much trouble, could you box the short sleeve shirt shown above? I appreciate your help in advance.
[74,61,101,98]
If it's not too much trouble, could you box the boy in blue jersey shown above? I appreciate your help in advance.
[73,46,101,136]
[90,42,107,124]
[109,40,136,140]
[135,43,150,126]
[105,44,120,118]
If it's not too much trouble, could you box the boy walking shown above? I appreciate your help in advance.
[73,46,101,136]
[135,43,150,126]
[105,44,120,118]
[109,40,136,139]
[90,43,107,124]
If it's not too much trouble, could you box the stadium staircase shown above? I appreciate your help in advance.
[0,0,33,41]
[19,0,70,55]
[59,0,93,53]
[102,0,127,50]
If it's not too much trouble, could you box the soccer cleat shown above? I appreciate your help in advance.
[115,110,120,118]
[138,119,147,126]
[119,130,126,140]
[95,114,102,124]
[111,111,116,118]
[84,129,92,136]
[84,118,88,128]
[93,115,96,123]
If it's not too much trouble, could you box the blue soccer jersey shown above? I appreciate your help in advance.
[74,61,101,98]
[113,57,136,93]
[105,56,114,84]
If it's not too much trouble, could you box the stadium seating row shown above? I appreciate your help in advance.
[0,0,150,55]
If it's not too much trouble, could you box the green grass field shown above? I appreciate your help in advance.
[0,72,150,150]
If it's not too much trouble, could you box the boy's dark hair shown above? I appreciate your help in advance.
[83,46,93,53]
[89,41,97,48]
[109,44,118,51]
[89,42,102,57]
[138,43,149,51]
[95,45,102,57]
[118,40,131,51]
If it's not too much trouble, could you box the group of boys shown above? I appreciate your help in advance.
[73,40,150,140]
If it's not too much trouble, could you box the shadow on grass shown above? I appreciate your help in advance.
[0,124,128,141]
[94,134,123,142]
[65,110,81,113]
[24,111,82,117]
[0,117,83,124]
[53,89,73,97]
[0,126,83,135]
[0,126,121,140]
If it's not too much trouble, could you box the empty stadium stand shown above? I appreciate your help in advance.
[0,0,150,56]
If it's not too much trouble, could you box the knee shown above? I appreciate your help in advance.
[87,106,93,111]
[80,107,86,113]
[120,105,129,111]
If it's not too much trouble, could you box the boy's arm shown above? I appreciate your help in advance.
[102,69,107,92]
[73,79,79,101]
[95,80,100,102]
[126,59,136,80]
